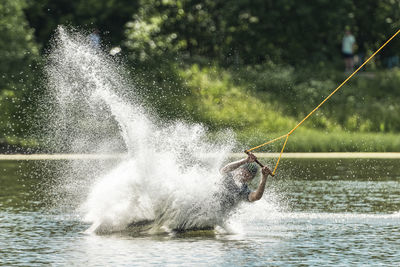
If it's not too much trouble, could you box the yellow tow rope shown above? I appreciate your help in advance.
[245,29,400,176]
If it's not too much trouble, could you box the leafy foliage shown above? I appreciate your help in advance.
[178,64,400,152]
[25,0,140,48]
[180,65,295,131]
[2,0,400,152]
[124,0,400,65]
[0,0,39,142]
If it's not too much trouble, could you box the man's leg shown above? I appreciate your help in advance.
[345,58,350,72]
[349,56,354,71]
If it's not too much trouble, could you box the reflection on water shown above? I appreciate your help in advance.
[1,159,399,266]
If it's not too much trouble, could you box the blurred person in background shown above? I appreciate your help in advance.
[342,28,356,72]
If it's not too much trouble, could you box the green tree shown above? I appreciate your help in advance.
[353,0,400,68]
[0,0,39,143]
[124,0,221,62]
[124,0,400,66]
[25,0,140,49]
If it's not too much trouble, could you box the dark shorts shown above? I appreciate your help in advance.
[342,52,353,59]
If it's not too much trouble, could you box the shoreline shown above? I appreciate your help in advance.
[1,152,400,160]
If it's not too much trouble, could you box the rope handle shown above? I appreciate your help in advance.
[244,150,275,177]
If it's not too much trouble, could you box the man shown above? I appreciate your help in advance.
[216,152,273,217]
[124,152,272,233]
[342,29,356,72]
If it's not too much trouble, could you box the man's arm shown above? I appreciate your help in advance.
[248,166,272,202]
[219,153,256,174]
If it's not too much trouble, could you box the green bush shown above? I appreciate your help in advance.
[0,0,39,140]
[180,65,295,131]
[174,63,400,152]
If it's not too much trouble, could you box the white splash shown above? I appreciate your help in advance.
[45,27,274,234]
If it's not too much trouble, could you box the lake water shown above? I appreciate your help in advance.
[1,158,399,266]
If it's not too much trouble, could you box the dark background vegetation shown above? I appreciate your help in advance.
[1,0,400,152]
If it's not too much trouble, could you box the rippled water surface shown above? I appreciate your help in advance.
[1,158,399,266]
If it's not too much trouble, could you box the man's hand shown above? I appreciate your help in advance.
[261,166,273,176]
[246,152,257,163]
[248,165,271,202]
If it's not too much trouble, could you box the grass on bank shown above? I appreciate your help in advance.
[177,64,400,152]
[4,60,400,153]
[236,129,400,152]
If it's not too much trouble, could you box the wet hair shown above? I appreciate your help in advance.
[241,162,259,178]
